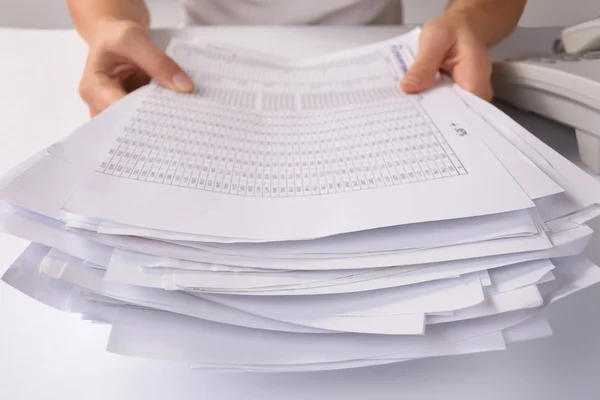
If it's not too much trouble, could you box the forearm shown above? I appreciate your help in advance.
[66,0,150,42]
[445,0,527,46]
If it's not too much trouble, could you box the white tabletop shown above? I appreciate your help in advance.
[1,26,599,400]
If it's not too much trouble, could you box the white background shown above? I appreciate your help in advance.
[0,0,598,29]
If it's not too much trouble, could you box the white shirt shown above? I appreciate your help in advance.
[183,0,403,25]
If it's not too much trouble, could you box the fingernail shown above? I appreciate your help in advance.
[172,72,195,93]
[402,75,420,88]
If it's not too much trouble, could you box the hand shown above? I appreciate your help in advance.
[78,20,195,116]
[401,12,494,101]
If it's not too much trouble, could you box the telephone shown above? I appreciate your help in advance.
[491,17,600,173]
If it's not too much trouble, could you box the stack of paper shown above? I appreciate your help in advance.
[2,28,600,372]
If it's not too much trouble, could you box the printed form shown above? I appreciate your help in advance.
[62,30,535,240]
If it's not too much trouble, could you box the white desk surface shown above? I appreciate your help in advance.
[1,26,599,400]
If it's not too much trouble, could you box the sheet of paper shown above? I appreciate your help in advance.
[183,261,554,327]
[502,313,553,343]
[1,243,78,312]
[87,225,553,271]
[486,259,555,294]
[190,332,507,372]
[103,226,590,296]
[446,89,563,202]
[105,306,537,365]
[208,314,553,372]
[539,255,600,302]
[104,209,541,256]
[195,273,484,318]
[165,210,541,256]
[37,248,336,334]
[458,87,600,222]
[62,33,535,241]
[0,207,113,267]
[428,285,544,324]
[0,87,146,219]
[97,223,582,275]
[159,257,546,293]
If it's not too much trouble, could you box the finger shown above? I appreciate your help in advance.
[115,27,195,93]
[89,105,104,118]
[463,79,493,101]
[80,73,127,114]
[123,70,151,93]
[452,48,494,101]
[401,23,454,93]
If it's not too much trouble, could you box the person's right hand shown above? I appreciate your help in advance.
[79,20,195,116]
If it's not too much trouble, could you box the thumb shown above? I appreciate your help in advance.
[121,28,195,93]
[451,46,494,101]
[401,26,453,93]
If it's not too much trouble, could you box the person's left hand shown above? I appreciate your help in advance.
[401,11,494,101]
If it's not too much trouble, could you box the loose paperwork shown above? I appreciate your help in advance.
[2,28,599,372]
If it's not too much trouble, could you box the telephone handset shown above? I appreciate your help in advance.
[491,17,600,173]
[556,16,600,53]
